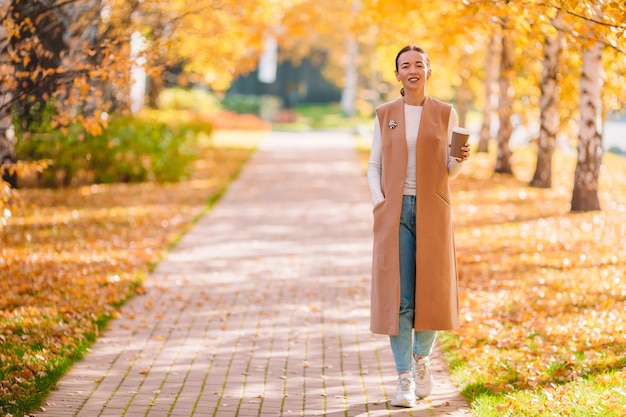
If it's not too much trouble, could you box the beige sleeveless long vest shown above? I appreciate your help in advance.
[370,96,459,335]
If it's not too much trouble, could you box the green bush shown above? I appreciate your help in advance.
[87,117,201,184]
[221,94,260,115]
[15,112,211,187]
[221,94,282,121]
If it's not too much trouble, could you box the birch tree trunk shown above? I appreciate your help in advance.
[571,41,603,212]
[530,12,563,188]
[494,31,514,174]
[477,33,499,153]
[340,0,359,117]
[340,34,358,117]
[456,52,472,129]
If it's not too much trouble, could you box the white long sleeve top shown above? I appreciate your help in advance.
[367,103,464,206]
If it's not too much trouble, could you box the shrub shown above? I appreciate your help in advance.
[221,94,282,121]
[221,94,261,115]
[15,111,211,187]
[156,88,221,113]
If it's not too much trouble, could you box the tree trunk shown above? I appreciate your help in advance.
[571,41,603,212]
[494,31,514,174]
[340,0,359,117]
[456,52,472,128]
[530,12,563,188]
[340,34,358,117]
[147,75,164,109]
[9,0,68,126]
[477,33,499,153]
[0,94,17,187]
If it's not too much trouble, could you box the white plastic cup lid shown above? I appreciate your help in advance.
[452,127,470,135]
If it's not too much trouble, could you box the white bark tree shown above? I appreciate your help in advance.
[571,40,603,211]
[340,0,360,117]
[494,29,515,174]
[340,35,358,117]
[477,33,499,153]
[530,11,563,189]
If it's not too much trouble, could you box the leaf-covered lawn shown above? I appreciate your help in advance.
[3,136,625,416]
[0,138,257,415]
[446,147,626,416]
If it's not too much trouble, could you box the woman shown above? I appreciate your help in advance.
[367,45,470,408]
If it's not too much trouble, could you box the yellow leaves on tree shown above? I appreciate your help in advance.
[144,0,272,91]
[74,75,90,97]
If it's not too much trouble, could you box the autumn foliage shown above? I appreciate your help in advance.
[207,111,271,131]
[0,142,254,415]
[448,149,626,414]
[1,0,625,415]
[355,140,626,413]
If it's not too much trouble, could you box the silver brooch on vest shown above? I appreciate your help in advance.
[389,120,397,129]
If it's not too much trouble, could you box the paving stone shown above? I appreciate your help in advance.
[39,131,471,416]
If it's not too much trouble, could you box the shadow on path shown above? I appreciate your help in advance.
[40,131,470,417]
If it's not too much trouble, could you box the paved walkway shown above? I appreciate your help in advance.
[40,131,471,417]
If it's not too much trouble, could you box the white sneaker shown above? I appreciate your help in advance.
[413,356,434,399]
[390,374,416,407]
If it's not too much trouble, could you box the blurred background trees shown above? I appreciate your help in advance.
[0,0,625,218]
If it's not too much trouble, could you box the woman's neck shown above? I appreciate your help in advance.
[403,90,426,106]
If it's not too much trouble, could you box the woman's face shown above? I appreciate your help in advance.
[395,50,431,91]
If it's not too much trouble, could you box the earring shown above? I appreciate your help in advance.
[400,87,405,96]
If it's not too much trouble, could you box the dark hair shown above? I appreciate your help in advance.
[395,45,431,72]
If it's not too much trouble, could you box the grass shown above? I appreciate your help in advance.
[360,142,626,416]
[4,123,624,416]
[0,129,262,416]
[453,147,626,416]
[272,102,374,131]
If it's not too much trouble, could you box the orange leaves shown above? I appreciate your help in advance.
[1,160,52,231]
[447,148,626,410]
[73,75,91,97]
[0,143,254,413]
[207,111,271,131]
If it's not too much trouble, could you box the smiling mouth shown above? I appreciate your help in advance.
[408,77,419,82]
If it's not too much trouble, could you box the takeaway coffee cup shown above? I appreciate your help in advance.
[451,127,470,159]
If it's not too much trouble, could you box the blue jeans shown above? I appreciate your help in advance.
[390,195,437,373]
